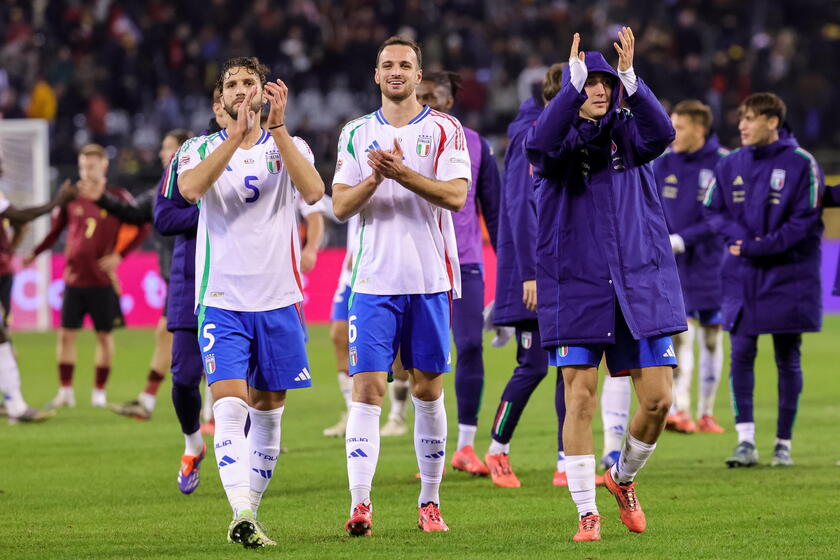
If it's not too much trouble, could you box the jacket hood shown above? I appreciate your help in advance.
[561,52,622,112]
[507,96,544,141]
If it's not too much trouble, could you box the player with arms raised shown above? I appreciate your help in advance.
[177,57,324,547]
[333,37,470,536]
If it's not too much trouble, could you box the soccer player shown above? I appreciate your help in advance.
[654,100,729,434]
[414,70,500,476]
[79,130,193,420]
[0,179,75,422]
[177,57,323,547]
[703,93,824,468]
[157,92,229,493]
[525,30,682,541]
[333,37,470,535]
[27,144,149,408]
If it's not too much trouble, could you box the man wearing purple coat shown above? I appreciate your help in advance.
[704,93,824,469]
[653,100,729,436]
[524,29,683,541]
[415,71,500,477]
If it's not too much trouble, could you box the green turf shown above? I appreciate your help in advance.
[2,318,839,559]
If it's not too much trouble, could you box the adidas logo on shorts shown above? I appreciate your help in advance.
[663,345,676,358]
[294,368,312,382]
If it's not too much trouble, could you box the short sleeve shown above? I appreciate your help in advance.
[292,136,315,165]
[332,125,363,187]
[435,122,472,186]
[175,136,205,176]
[298,194,330,218]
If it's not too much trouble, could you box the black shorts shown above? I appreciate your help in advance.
[0,273,12,324]
[61,285,125,332]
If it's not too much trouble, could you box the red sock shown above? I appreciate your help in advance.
[94,366,110,390]
[144,369,166,396]
[59,363,74,387]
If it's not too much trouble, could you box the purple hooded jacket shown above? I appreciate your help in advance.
[825,183,840,296]
[154,154,199,332]
[494,96,543,326]
[524,52,684,348]
[654,135,729,312]
[703,128,824,335]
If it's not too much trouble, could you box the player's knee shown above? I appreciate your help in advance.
[638,394,671,420]
[411,383,441,402]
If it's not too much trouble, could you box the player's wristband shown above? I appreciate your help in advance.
[268,123,285,130]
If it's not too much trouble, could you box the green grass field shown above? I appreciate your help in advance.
[2,318,839,559]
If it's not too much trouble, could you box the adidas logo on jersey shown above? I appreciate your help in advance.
[662,345,676,358]
[733,175,744,185]
[348,448,368,458]
[365,140,383,153]
[294,368,312,382]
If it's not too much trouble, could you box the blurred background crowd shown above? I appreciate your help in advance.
[2,0,840,243]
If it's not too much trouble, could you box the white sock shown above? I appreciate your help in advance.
[775,437,792,450]
[201,378,214,423]
[457,423,477,450]
[138,391,156,411]
[736,422,756,444]
[184,429,204,456]
[0,342,27,416]
[388,378,410,422]
[247,406,283,515]
[213,397,252,517]
[697,327,724,417]
[488,439,510,455]
[338,371,353,410]
[346,402,381,514]
[556,450,566,472]
[566,454,597,517]
[613,432,656,484]
[673,324,695,413]
[601,375,631,457]
[413,394,447,507]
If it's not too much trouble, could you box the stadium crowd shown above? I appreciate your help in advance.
[2,0,840,205]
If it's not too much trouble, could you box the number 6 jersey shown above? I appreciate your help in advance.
[176,129,315,312]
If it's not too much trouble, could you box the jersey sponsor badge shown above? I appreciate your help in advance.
[416,134,433,157]
[204,353,216,375]
[521,331,532,349]
[266,149,282,174]
[770,168,786,191]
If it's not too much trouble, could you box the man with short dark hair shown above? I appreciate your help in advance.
[654,99,729,435]
[704,92,824,468]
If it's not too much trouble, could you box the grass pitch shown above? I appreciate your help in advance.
[1,317,839,559]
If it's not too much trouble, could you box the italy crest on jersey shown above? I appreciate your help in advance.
[416,134,433,157]
[770,169,786,191]
[266,149,282,174]
[204,353,216,375]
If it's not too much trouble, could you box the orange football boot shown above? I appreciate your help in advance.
[573,514,603,542]
[345,501,373,537]
[485,453,521,488]
[698,415,725,433]
[604,468,646,533]
[451,445,489,476]
[418,503,449,532]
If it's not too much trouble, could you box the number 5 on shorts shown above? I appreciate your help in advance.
[202,323,216,352]
[348,315,358,343]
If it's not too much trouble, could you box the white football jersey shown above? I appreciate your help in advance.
[177,129,315,312]
[332,105,471,297]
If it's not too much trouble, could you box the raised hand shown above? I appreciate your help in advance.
[229,86,257,141]
[570,32,585,63]
[265,79,288,129]
[613,26,635,71]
